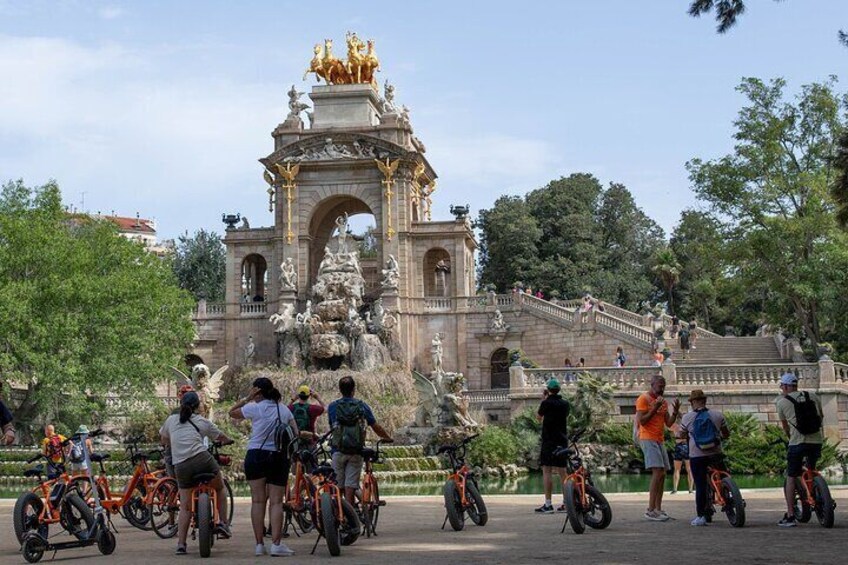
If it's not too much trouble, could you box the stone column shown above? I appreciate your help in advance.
[509,364,526,389]
[817,357,841,442]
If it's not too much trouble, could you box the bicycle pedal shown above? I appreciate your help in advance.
[377,500,387,507]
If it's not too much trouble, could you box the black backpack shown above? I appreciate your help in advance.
[785,391,822,435]
[331,400,366,455]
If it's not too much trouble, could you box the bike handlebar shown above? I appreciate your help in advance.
[27,453,42,464]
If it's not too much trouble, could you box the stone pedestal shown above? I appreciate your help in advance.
[309,84,382,129]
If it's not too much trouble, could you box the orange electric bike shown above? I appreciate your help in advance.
[774,438,836,528]
[358,439,391,537]
[439,434,488,532]
[556,429,612,535]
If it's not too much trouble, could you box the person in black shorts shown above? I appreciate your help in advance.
[535,378,570,514]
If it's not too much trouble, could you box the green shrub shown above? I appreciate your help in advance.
[595,422,633,446]
[466,426,521,468]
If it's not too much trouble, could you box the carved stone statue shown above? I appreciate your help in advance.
[244,335,256,367]
[296,300,314,325]
[269,303,296,333]
[239,216,250,229]
[411,370,477,429]
[431,333,444,375]
[335,213,350,253]
[170,363,228,418]
[490,309,508,332]
[383,80,397,112]
[279,257,297,291]
[381,254,399,289]
[287,84,309,118]
[435,259,450,297]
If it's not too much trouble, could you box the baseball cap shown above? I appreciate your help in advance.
[181,391,200,408]
[298,385,311,396]
[780,373,798,386]
[546,378,561,391]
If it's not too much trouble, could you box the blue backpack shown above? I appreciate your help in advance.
[691,409,719,450]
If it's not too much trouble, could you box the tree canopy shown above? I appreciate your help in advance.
[0,180,196,434]
[172,229,227,302]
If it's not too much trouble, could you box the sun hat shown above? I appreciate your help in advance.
[688,389,707,402]
[546,378,561,391]
[75,425,90,435]
[780,373,799,386]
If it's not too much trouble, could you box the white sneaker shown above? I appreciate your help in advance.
[690,516,707,527]
[255,543,266,556]
[270,543,295,557]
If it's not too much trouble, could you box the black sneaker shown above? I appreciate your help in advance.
[216,522,232,539]
[778,514,797,527]
[175,545,187,555]
[534,504,554,514]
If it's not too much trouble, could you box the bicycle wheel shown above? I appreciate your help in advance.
[197,492,213,558]
[149,478,180,539]
[583,485,612,530]
[60,492,96,541]
[443,480,465,531]
[791,478,812,523]
[21,534,46,563]
[70,477,106,506]
[812,476,835,528]
[97,528,116,555]
[14,492,46,544]
[122,485,151,530]
[320,493,341,557]
[223,478,234,525]
[564,480,586,534]
[720,477,746,528]
[339,498,361,546]
[465,481,488,526]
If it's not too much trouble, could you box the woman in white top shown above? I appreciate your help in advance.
[229,377,298,557]
[160,392,233,555]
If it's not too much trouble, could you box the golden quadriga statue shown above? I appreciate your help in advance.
[303,32,380,86]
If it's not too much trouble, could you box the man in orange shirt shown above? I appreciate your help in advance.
[635,374,680,521]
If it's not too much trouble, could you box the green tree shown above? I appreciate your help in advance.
[477,196,541,291]
[833,131,848,228]
[0,180,196,434]
[687,77,848,355]
[173,229,226,302]
[651,247,681,315]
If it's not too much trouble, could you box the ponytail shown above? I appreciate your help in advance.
[179,404,193,424]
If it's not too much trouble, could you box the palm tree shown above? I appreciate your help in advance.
[652,247,681,315]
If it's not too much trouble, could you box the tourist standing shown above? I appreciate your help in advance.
[229,378,297,556]
[328,376,393,505]
[577,357,586,368]
[775,373,824,527]
[678,390,729,526]
[0,381,15,445]
[670,316,680,339]
[535,378,570,513]
[679,323,691,357]
[614,346,627,367]
[67,425,95,474]
[161,392,233,555]
[288,385,325,440]
[689,320,698,350]
[669,416,693,495]
[635,375,680,521]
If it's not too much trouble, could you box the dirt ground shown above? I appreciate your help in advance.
[1,489,847,564]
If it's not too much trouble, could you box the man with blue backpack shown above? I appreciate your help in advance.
[678,389,729,526]
[328,376,393,504]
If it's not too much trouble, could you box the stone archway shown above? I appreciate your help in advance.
[423,248,451,297]
[308,195,380,295]
[241,254,268,301]
[490,347,510,389]
[184,354,204,369]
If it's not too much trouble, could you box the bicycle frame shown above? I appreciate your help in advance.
[796,468,819,506]
[564,466,590,508]
[190,484,219,529]
[708,465,732,507]
[92,456,163,513]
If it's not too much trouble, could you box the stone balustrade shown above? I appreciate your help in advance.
[677,363,820,389]
[240,302,268,315]
[520,294,574,328]
[594,311,654,346]
[601,303,646,328]
[835,363,848,384]
[423,297,453,311]
[523,366,660,391]
[465,389,510,404]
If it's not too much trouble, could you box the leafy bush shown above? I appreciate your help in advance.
[466,426,521,468]
[565,372,616,432]
[595,422,633,446]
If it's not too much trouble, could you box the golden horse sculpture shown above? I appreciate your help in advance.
[304,33,380,86]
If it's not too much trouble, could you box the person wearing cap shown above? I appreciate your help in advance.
[161,391,234,555]
[677,390,729,526]
[534,378,571,514]
[636,374,680,521]
[288,385,325,441]
[776,372,824,527]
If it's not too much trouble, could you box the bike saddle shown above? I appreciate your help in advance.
[194,472,217,484]
[24,465,44,478]
[90,453,110,463]
[315,464,334,477]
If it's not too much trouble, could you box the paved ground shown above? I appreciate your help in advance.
[1,488,847,564]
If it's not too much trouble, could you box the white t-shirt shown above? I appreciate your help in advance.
[241,399,294,451]
[159,414,222,466]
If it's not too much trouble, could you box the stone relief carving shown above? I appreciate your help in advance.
[281,137,393,163]
[287,84,309,119]
[244,335,256,367]
[270,303,296,333]
[431,333,443,375]
[490,309,508,332]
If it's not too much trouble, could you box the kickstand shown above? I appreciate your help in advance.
[441,513,449,530]
[282,513,301,539]
[560,515,569,534]
[310,531,323,555]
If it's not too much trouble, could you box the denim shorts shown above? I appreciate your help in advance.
[673,442,690,461]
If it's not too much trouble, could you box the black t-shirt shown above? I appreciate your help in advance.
[0,400,13,428]
[538,394,570,447]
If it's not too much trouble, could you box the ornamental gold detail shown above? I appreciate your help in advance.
[303,32,380,86]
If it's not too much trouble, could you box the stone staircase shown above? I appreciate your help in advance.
[665,336,783,365]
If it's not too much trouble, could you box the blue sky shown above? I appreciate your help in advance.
[1,0,846,240]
